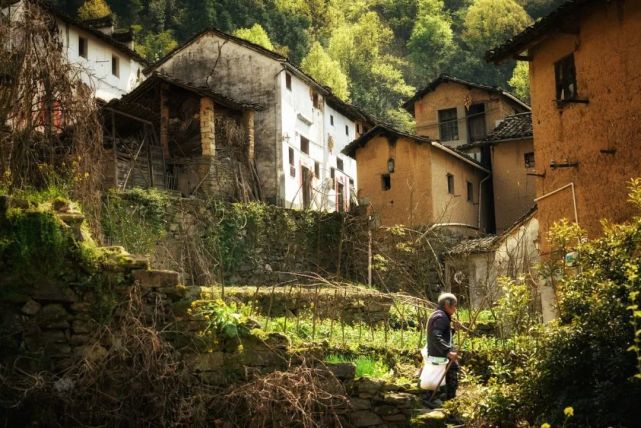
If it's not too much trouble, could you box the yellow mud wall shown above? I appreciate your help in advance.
[491,139,537,232]
[412,82,519,146]
[529,0,641,253]
[430,148,486,228]
[354,136,433,226]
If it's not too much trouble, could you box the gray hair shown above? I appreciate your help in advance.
[437,292,457,307]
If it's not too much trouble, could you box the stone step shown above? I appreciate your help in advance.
[132,269,180,288]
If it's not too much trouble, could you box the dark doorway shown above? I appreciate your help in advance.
[467,103,487,143]
[337,182,345,212]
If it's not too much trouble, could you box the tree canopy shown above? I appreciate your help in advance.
[54,0,565,125]
[77,0,111,20]
[233,24,274,51]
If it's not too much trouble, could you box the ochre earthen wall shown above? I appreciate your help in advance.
[430,148,487,228]
[354,136,487,228]
[355,136,434,226]
[491,139,536,232]
[529,0,641,253]
[412,82,521,146]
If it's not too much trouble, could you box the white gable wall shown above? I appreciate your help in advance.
[58,21,144,102]
[324,103,357,211]
[280,71,359,212]
[2,1,144,102]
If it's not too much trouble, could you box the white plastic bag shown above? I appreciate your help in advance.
[419,358,448,390]
[419,346,448,390]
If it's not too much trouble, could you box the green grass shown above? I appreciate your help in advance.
[325,354,391,378]
[261,314,425,352]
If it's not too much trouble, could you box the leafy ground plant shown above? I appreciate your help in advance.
[325,354,391,378]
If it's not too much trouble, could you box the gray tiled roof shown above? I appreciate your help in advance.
[459,112,532,150]
[447,236,499,256]
[486,112,532,142]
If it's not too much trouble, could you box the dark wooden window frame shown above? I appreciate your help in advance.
[447,173,455,195]
[555,54,579,103]
[79,36,88,59]
[438,108,459,142]
[300,136,310,155]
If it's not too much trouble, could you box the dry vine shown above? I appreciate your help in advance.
[0,1,104,218]
[0,286,214,427]
[218,361,350,428]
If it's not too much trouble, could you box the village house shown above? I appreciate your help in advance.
[401,74,531,233]
[460,112,536,233]
[443,207,555,321]
[342,124,490,230]
[2,0,147,102]
[487,0,641,253]
[402,74,530,153]
[147,28,374,212]
[102,72,261,199]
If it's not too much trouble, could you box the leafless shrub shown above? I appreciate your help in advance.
[218,362,350,428]
[0,286,214,427]
[0,1,104,215]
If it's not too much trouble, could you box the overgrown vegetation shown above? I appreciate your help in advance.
[451,182,641,427]
[101,188,169,253]
[0,2,104,224]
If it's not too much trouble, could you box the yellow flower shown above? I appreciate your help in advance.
[541,423,551,428]
[564,406,574,417]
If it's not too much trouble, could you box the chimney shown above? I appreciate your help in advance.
[81,14,114,36]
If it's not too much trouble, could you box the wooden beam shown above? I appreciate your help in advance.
[243,110,255,162]
[111,110,117,188]
[159,83,170,160]
[514,54,533,61]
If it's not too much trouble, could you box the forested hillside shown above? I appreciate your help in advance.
[56,0,563,126]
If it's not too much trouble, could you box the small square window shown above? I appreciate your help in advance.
[312,91,321,109]
[300,136,309,155]
[111,55,119,77]
[286,73,292,90]
[524,152,535,168]
[349,178,354,187]
[314,161,320,178]
[337,157,344,171]
[555,54,577,101]
[79,37,88,59]
[467,181,473,202]
[330,115,334,126]
[345,125,349,136]
[381,174,391,191]
[447,173,454,194]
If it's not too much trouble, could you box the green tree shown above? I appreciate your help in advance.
[463,0,532,52]
[327,12,414,124]
[77,0,111,20]
[233,23,274,51]
[135,31,179,62]
[508,60,530,102]
[301,42,350,101]
[407,0,454,83]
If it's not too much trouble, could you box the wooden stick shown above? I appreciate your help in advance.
[429,360,453,402]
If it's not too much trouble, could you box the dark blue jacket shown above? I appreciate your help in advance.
[427,308,453,358]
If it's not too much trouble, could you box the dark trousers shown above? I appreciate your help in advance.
[445,361,459,400]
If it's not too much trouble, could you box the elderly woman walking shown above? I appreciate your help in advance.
[426,292,461,402]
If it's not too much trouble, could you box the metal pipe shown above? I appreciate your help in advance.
[534,182,578,224]
[478,174,491,231]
